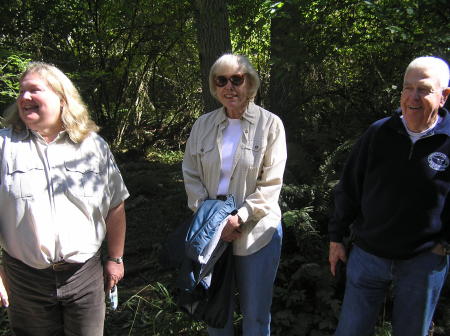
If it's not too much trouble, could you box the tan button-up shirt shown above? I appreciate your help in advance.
[182,102,287,256]
[0,128,129,269]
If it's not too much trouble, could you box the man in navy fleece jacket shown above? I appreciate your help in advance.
[329,56,450,336]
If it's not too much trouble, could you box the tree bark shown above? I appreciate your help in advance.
[266,1,302,124]
[192,0,232,113]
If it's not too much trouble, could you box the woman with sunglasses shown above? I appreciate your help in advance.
[182,53,287,335]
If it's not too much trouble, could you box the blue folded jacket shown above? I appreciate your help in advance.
[175,195,237,328]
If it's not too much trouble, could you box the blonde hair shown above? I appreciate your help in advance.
[209,53,260,101]
[4,62,99,143]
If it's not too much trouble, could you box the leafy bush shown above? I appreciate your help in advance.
[0,51,30,97]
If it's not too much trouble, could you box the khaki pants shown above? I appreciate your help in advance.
[3,252,105,336]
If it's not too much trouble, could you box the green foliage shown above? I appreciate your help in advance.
[0,0,202,148]
[0,50,30,111]
[0,310,10,336]
[105,282,205,335]
[283,206,320,246]
[146,149,184,165]
[228,0,274,98]
[274,182,339,335]
[375,322,392,336]
[273,249,340,336]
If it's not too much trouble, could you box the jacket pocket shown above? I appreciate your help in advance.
[241,137,266,170]
[197,142,217,175]
[196,142,215,156]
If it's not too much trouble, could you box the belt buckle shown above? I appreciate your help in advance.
[52,260,68,271]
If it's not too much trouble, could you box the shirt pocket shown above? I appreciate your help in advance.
[240,137,266,170]
[6,158,45,199]
[64,154,104,197]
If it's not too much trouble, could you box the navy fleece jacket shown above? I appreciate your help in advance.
[329,108,450,259]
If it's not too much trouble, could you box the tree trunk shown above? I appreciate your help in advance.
[266,1,302,124]
[192,0,232,113]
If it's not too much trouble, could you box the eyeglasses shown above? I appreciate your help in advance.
[214,74,245,87]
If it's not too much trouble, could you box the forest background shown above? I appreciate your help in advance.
[0,0,449,335]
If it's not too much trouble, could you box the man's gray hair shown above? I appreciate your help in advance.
[406,56,449,89]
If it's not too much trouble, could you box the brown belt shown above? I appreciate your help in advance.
[49,260,83,272]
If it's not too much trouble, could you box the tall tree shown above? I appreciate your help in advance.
[192,0,232,113]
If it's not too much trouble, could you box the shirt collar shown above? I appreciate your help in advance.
[11,127,31,141]
[391,107,450,137]
[26,129,69,144]
[214,101,258,126]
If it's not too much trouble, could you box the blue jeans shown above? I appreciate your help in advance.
[335,245,449,336]
[208,223,283,336]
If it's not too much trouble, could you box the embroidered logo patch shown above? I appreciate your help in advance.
[428,152,450,171]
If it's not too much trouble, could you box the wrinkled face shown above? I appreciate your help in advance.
[401,67,448,132]
[17,72,63,136]
[214,65,249,117]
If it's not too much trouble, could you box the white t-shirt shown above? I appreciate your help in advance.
[401,115,441,143]
[217,118,241,195]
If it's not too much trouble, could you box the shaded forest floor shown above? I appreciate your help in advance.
[104,154,202,335]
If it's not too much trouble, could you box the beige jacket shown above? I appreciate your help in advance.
[182,102,287,256]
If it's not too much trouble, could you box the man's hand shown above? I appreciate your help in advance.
[431,243,446,256]
[329,242,347,276]
[104,261,124,293]
[220,215,242,242]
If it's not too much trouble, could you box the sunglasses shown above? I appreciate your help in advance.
[214,74,245,87]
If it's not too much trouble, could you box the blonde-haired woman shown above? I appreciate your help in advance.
[0,62,129,335]
[183,54,287,335]
[5,61,99,142]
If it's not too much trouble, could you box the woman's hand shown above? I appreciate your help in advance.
[104,261,124,292]
[0,268,9,308]
[220,215,242,242]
